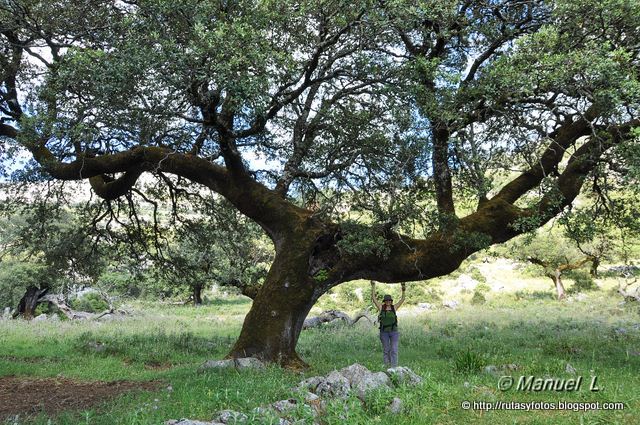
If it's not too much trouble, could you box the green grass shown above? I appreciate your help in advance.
[1,276,640,424]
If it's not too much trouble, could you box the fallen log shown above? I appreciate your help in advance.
[303,310,375,330]
[13,290,125,320]
[618,287,640,303]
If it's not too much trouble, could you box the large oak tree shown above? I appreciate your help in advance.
[1,0,639,366]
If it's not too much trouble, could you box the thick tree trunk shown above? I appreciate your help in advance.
[192,284,203,305]
[226,235,327,368]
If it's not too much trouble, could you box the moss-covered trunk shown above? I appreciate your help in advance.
[226,234,323,368]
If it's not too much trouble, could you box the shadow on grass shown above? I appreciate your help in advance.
[205,297,252,307]
[74,331,234,365]
[514,290,556,300]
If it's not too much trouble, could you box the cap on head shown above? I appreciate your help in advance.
[383,294,393,302]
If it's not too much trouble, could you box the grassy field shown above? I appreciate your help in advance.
[1,263,639,424]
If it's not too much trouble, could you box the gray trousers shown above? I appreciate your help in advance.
[379,330,399,367]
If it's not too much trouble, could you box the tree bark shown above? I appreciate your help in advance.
[226,231,328,368]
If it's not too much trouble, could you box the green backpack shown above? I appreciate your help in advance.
[378,306,398,331]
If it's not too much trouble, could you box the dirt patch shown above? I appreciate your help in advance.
[0,376,161,420]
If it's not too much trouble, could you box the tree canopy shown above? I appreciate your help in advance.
[2,0,639,365]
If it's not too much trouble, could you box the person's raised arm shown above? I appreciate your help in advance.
[395,283,406,310]
[370,281,381,311]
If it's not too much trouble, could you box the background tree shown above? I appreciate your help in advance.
[154,198,273,304]
[1,0,639,366]
[513,230,594,300]
[0,188,105,316]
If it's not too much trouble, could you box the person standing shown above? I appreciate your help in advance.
[371,281,406,367]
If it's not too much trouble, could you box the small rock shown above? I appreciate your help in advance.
[565,363,577,374]
[386,366,422,386]
[484,365,498,375]
[463,381,470,388]
[166,385,173,392]
[33,314,48,321]
[387,397,403,414]
[302,391,320,403]
[213,409,247,424]
[614,327,628,335]
[164,420,222,425]
[270,399,298,414]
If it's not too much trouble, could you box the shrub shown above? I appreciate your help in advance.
[70,291,109,313]
[469,267,487,283]
[471,290,487,305]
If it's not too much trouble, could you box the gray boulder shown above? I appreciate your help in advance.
[314,371,351,399]
[339,363,391,399]
[386,366,422,386]
[296,376,325,393]
[234,357,265,369]
[270,399,299,414]
[165,420,223,425]
[199,357,265,371]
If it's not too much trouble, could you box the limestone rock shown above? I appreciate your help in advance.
[199,357,264,371]
[339,363,391,399]
[270,399,298,414]
[386,366,422,386]
[234,357,265,369]
[314,371,350,399]
[388,397,403,414]
[296,376,325,393]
